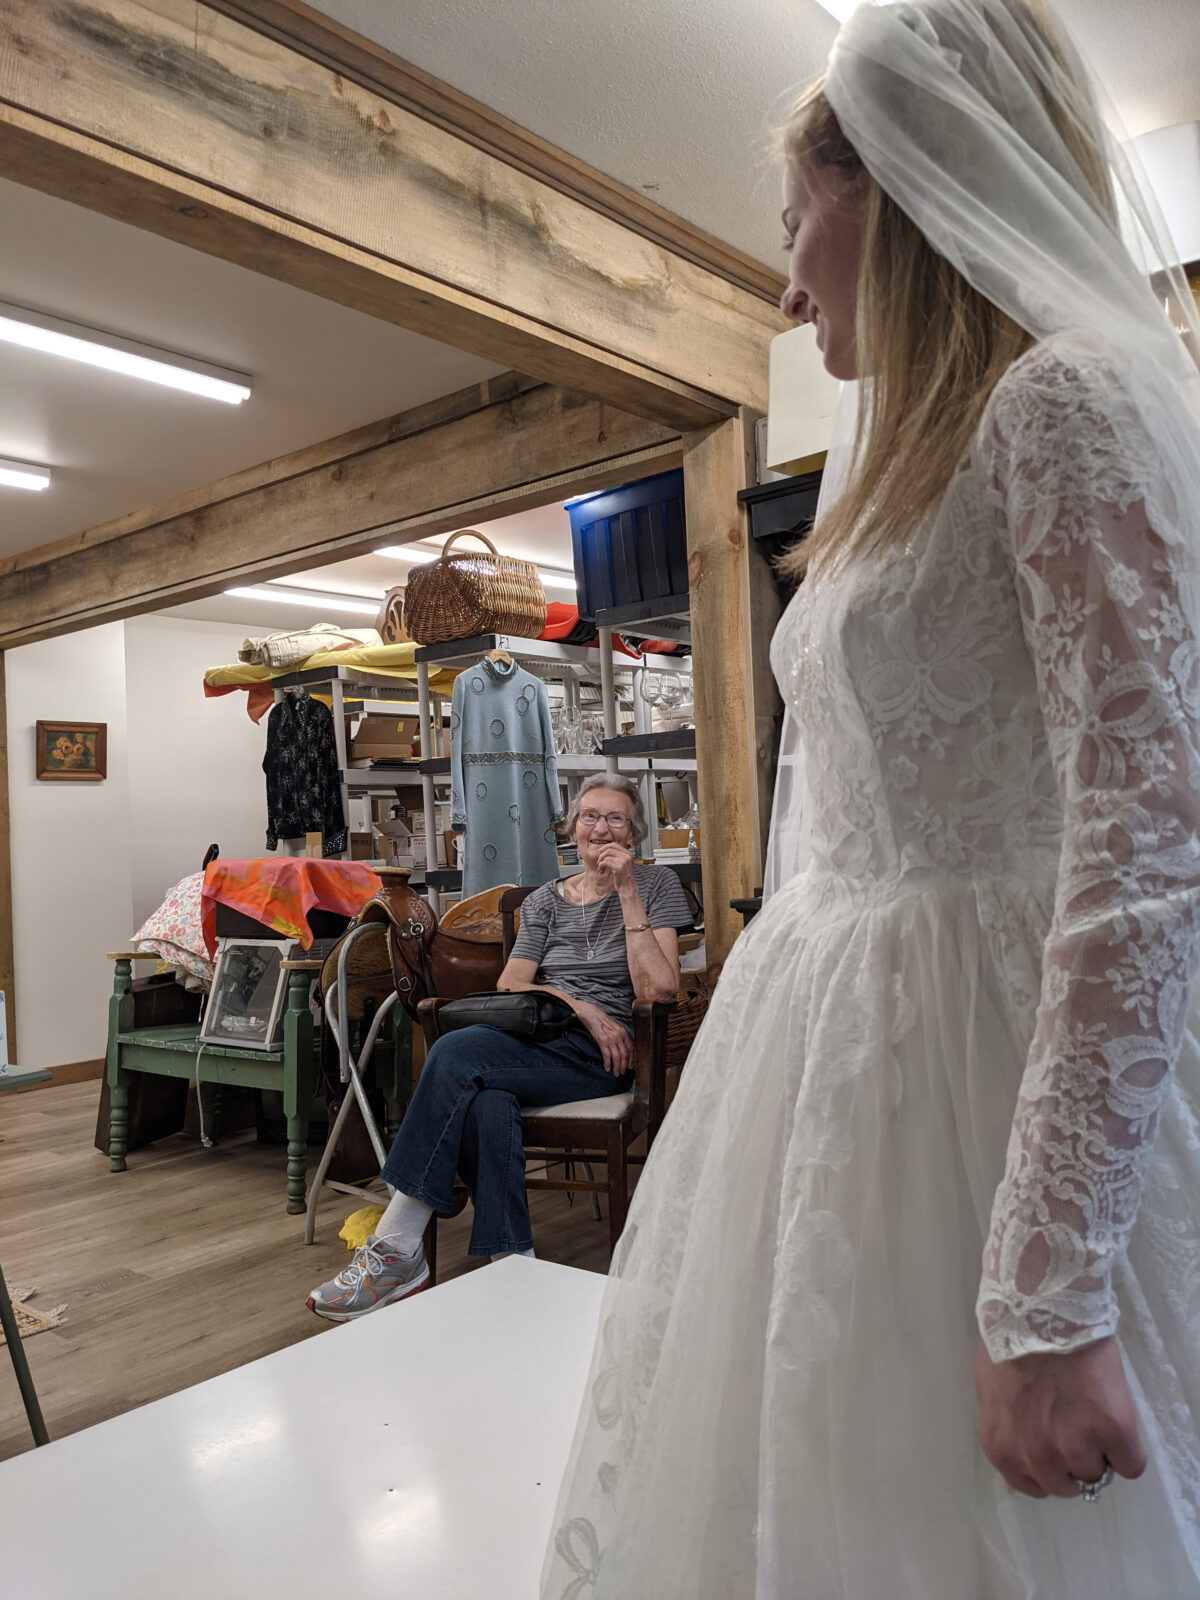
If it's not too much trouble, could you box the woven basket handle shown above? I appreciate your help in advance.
[440,529,499,563]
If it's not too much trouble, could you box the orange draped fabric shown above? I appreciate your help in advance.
[201,858,380,953]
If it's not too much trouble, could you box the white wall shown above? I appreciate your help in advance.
[123,615,269,929]
[7,623,133,1072]
[6,614,276,1070]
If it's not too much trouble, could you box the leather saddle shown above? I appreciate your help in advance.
[338,868,515,1021]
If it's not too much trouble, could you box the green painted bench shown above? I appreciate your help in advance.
[106,954,321,1214]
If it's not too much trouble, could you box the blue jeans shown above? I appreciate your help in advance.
[381,1023,628,1256]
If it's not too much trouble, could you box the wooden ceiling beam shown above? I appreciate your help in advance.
[204,0,788,307]
[0,0,783,431]
[0,377,679,648]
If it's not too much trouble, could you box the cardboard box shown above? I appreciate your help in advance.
[409,832,448,869]
[350,715,420,761]
[375,818,412,868]
[387,785,427,821]
[658,828,700,850]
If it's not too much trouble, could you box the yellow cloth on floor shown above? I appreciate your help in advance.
[204,640,458,691]
[339,1205,386,1251]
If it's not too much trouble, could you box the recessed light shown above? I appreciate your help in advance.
[0,457,50,492]
[0,301,252,405]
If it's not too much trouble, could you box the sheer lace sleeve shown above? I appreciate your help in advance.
[977,339,1200,1361]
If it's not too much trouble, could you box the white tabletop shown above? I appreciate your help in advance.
[0,1257,606,1600]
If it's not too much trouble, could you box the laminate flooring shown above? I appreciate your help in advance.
[0,1081,612,1462]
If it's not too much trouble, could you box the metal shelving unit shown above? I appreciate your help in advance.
[265,618,701,914]
[413,628,698,899]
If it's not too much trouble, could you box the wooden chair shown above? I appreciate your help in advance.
[416,885,676,1282]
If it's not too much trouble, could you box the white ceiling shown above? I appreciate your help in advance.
[0,177,503,557]
[1,0,1197,635]
[311,0,1200,267]
[163,501,580,634]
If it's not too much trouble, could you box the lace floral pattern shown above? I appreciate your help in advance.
[975,339,1200,1358]
[541,336,1200,1597]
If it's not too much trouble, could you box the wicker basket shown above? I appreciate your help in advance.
[402,530,547,645]
[665,968,712,1075]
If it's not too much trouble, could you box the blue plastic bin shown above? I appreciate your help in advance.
[565,468,688,622]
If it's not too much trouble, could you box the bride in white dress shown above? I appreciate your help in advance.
[542,2,1200,1596]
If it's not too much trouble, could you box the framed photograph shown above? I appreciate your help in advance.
[199,939,299,1052]
[35,720,107,782]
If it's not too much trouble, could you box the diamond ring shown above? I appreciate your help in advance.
[1077,1466,1114,1504]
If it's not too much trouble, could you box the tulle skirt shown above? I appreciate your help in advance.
[540,870,1200,1599]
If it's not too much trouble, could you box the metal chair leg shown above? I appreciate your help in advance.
[304,933,398,1242]
[305,1081,359,1246]
[0,1262,48,1447]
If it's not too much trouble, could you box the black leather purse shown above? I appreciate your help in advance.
[434,990,579,1043]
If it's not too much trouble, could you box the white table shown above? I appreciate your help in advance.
[0,1258,606,1600]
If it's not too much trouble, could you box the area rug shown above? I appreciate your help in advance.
[0,1284,67,1344]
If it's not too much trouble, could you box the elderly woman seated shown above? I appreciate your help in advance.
[308,772,691,1320]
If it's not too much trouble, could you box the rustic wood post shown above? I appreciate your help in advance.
[683,410,782,978]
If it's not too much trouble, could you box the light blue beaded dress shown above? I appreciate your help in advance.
[450,655,563,898]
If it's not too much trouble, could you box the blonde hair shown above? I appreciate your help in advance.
[779,0,1116,578]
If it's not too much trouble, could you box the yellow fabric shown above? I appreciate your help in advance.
[204,640,458,691]
[339,1205,386,1251]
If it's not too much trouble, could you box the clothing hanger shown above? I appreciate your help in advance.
[486,646,512,666]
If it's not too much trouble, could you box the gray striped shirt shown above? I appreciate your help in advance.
[509,864,692,1036]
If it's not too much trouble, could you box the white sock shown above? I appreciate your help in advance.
[374,1190,433,1255]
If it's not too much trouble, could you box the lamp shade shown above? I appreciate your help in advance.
[1130,122,1200,268]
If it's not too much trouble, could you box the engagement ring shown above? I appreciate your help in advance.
[1076,1467,1114,1504]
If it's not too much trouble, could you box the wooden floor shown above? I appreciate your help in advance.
[0,1081,612,1463]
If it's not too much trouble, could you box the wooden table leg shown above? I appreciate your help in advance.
[108,1070,129,1173]
[0,1261,49,1447]
[106,958,135,1174]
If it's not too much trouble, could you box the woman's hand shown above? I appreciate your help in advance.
[594,842,636,894]
[974,1334,1147,1498]
[573,1000,633,1076]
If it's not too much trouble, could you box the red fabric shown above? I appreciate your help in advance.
[203,682,277,723]
[539,602,587,641]
[201,857,380,954]
[537,603,649,659]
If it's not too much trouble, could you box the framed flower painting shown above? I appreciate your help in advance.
[35,721,107,781]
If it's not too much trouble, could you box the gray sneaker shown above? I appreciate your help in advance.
[306,1234,430,1322]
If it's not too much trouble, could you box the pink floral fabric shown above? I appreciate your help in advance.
[133,872,214,986]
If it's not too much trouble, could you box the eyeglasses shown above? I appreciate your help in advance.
[578,809,631,831]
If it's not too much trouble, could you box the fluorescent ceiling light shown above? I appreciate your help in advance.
[224,586,380,616]
[0,301,252,405]
[538,571,578,594]
[377,543,444,563]
[266,576,384,602]
[0,457,50,492]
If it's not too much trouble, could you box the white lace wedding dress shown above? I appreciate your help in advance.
[541,336,1200,1599]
